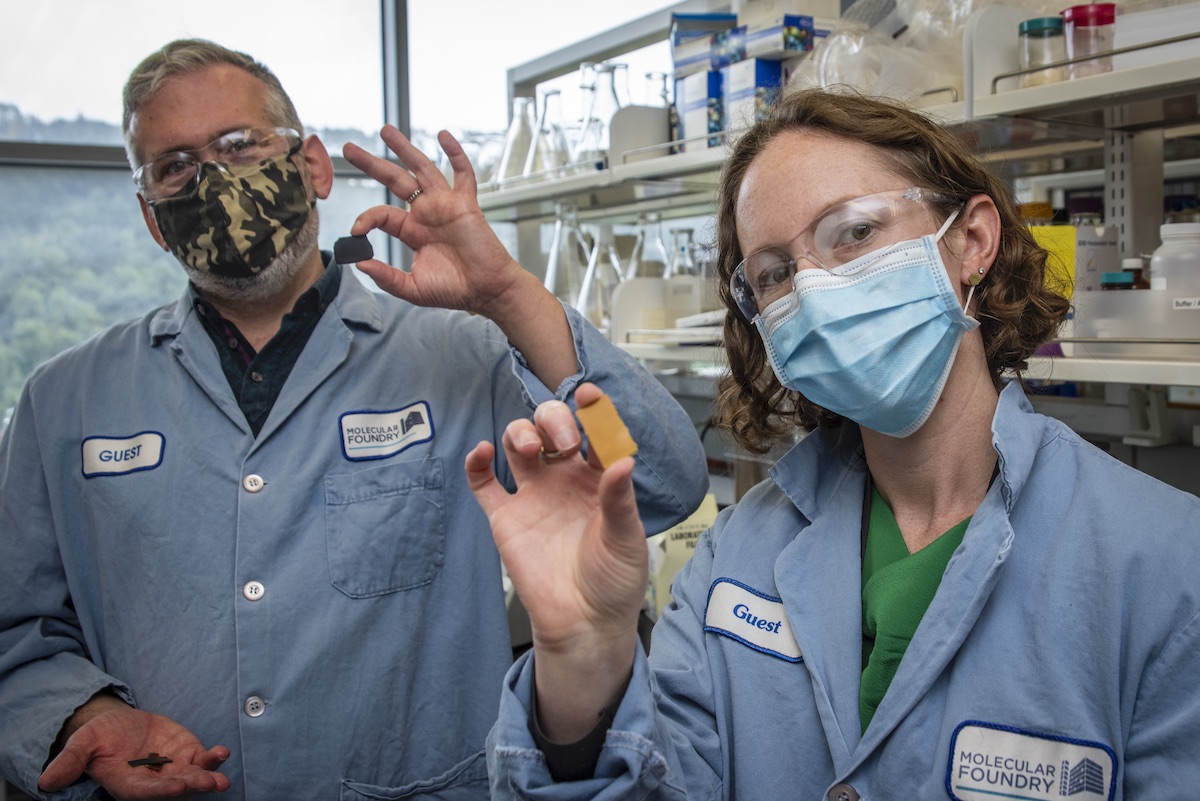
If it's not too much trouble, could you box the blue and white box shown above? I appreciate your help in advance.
[722,59,784,135]
[675,70,723,151]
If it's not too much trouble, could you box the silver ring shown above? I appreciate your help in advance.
[540,449,569,463]
[405,187,423,204]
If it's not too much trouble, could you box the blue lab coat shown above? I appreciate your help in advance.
[488,382,1200,800]
[0,263,709,800]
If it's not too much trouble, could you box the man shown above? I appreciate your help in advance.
[0,39,708,800]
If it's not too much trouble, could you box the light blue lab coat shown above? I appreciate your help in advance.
[488,382,1200,800]
[0,263,709,800]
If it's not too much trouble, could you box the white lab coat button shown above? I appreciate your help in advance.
[244,696,266,717]
[243,474,264,493]
[828,784,859,801]
[242,581,265,601]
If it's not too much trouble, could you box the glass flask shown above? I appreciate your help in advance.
[665,228,699,277]
[495,96,535,187]
[645,71,671,107]
[570,62,623,173]
[577,223,625,331]
[522,89,569,181]
[544,202,590,306]
[626,211,670,280]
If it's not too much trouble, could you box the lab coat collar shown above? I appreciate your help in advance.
[148,250,385,344]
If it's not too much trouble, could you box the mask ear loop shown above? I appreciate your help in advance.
[963,267,985,313]
[929,207,979,315]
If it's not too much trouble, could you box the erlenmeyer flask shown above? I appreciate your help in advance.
[522,89,569,181]
[577,223,625,331]
[495,96,535,187]
[570,62,622,173]
[626,212,670,280]
[544,202,589,306]
[665,228,698,277]
[612,62,632,108]
[645,72,670,107]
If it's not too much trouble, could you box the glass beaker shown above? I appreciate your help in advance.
[495,96,535,187]
[523,89,569,181]
[577,223,625,331]
[543,202,590,306]
[665,228,699,277]
[626,212,670,280]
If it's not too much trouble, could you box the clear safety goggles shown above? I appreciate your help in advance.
[133,126,302,202]
[729,187,958,321]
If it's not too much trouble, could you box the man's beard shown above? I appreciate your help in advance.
[184,206,322,305]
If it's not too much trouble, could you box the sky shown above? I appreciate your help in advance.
[0,0,677,139]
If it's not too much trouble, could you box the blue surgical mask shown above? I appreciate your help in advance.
[755,213,978,438]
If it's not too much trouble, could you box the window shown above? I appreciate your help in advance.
[0,1,384,419]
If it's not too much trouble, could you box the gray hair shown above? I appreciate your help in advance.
[122,38,304,166]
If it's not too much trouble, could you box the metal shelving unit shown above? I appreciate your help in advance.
[483,2,1200,388]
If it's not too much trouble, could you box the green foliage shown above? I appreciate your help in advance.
[0,167,184,412]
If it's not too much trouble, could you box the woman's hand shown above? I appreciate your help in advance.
[465,383,646,741]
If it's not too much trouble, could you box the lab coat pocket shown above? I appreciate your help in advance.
[325,457,446,598]
[340,750,488,800]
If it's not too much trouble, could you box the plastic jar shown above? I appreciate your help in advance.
[1061,3,1116,79]
[1018,17,1067,88]
[1148,223,1200,291]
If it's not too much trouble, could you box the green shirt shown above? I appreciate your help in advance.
[860,487,969,731]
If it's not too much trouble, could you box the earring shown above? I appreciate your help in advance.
[968,267,985,286]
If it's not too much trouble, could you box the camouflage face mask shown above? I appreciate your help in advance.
[151,145,314,279]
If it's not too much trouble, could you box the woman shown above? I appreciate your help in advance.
[468,88,1200,799]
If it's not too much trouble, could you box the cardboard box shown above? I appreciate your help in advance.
[722,59,784,134]
[736,0,841,29]
[672,12,738,78]
[645,494,720,620]
[712,15,837,67]
[1031,224,1119,299]
[675,70,724,151]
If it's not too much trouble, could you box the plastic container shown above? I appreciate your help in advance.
[1067,195,1104,226]
[1100,271,1135,289]
[1074,222,1200,359]
[1149,223,1200,291]
[1061,3,1117,79]
[1018,17,1068,88]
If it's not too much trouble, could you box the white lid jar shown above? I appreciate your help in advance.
[1148,223,1200,292]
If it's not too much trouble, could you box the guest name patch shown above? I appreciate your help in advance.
[82,432,165,477]
[704,578,801,662]
[340,403,433,461]
[948,721,1116,800]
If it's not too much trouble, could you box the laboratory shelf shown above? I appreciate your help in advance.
[1024,356,1200,387]
[974,53,1200,126]
[616,342,1200,388]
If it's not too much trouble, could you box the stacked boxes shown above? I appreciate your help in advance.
[670,3,839,151]
[676,70,725,151]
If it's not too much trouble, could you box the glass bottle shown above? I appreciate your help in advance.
[1018,17,1067,88]
[522,89,569,180]
[495,96,535,187]
[665,228,699,277]
[1062,3,1116,79]
[577,223,625,331]
[571,62,623,173]
[543,202,590,306]
[626,212,670,280]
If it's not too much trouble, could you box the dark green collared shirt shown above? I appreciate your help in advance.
[192,257,342,436]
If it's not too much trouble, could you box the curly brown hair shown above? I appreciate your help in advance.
[713,88,1071,454]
